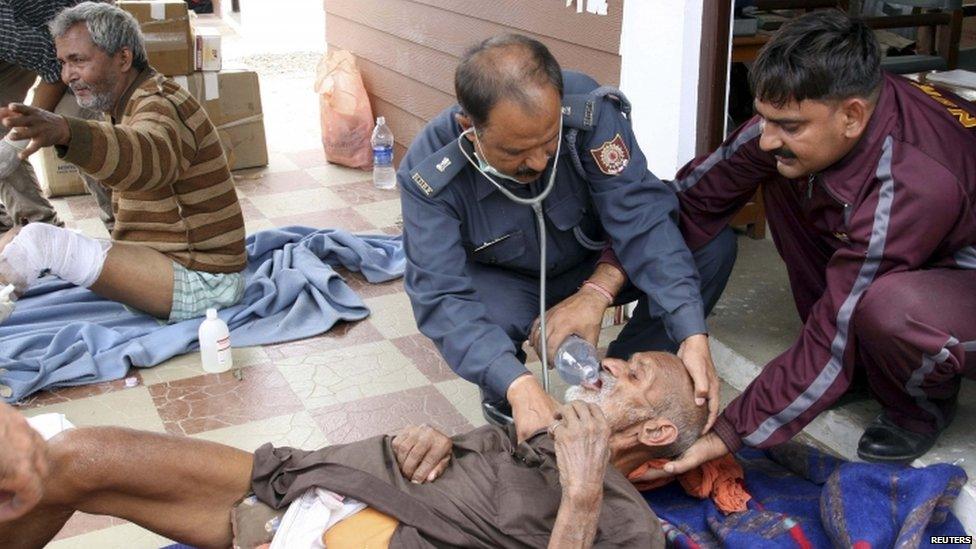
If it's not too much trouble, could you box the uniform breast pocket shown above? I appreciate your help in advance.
[468,230,526,266]
[546,193,584,232]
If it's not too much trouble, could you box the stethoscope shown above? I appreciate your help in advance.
[457,120,563,394]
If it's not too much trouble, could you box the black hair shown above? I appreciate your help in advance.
[751,9,882,107]
[454,34,563,129]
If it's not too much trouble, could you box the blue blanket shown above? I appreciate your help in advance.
[0,227,405,402]
[643,442,968,548]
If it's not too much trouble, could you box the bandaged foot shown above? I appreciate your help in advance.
[0,284,15,323]
[0,223,112,295]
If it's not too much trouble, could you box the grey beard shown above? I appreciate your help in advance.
[563,372,616,405]
[75,90,115,113]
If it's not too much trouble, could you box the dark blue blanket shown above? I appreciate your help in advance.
[643,442,969,548]
[1,227,405,402]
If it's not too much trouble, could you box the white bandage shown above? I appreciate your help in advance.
[0,223,111,292]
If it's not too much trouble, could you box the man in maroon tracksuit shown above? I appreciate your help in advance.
[659,10,976,470]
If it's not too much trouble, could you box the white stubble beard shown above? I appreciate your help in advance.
[564,372,616,406]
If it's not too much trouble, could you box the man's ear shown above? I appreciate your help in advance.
[840,97,872,140]
[638,418,678,448]
[454,112,476,143]
[116,47,134,73]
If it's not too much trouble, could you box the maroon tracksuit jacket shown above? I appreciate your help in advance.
[675,73,976,451]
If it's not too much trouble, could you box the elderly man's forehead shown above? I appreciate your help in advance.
[55,22,97,49]
[632,352,681,370]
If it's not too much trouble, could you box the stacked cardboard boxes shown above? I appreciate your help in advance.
[173,70,268,170]
[118,1,194,76]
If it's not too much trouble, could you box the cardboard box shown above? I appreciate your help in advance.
[193,27,222,72]
[119,1,194,76]
[29,146,87,198]
[26,92,98,197]
[173,70,268,170]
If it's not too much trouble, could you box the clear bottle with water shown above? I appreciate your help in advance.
[555,335,602,389]
[371,116,396,190]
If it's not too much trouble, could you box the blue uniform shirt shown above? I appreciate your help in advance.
[399,71,705,402]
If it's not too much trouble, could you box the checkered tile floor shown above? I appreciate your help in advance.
[25,43,626,548]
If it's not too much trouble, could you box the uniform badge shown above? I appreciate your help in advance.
[436,157,451,172]
[833,231,850,243]
[589,133,630,176]
[412,172,433,196]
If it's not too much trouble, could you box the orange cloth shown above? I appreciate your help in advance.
[628,454,751,514]
[322,507,399,548]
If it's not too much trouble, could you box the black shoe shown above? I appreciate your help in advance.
[857,414,940,464]
[481,397,514,428]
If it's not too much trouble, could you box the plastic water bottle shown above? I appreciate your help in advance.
[198,308,233,373]
[0,284,16,323]
[555,335,602,389]
[370,116,396,190]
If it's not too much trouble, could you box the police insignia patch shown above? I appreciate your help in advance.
[412,172,433,196]
[589,133,630,176]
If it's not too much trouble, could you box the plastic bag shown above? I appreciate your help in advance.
[315,49,374,170]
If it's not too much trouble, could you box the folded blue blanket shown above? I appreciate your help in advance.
[0,227,405,402]
[643,442,968,548]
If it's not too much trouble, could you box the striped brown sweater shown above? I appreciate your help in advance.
[59,69,246,273]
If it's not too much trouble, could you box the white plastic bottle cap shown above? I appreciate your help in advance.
[206,308,218,320]
[376,116,385,125]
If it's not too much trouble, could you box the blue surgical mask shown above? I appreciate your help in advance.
[464,127,526,184]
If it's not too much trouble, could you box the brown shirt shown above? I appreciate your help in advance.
[251,425,664,548]
[59,68,246,273]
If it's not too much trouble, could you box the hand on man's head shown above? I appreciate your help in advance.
[629,431,730,486]
[677,334,720,434]
[0,103,70,161]
[0,403,49,522]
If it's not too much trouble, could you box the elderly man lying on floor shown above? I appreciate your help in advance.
[0,2,246,324]
[0,352,705,549]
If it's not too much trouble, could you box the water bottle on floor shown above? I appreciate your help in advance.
[555,335,602,389]
[371,116,396,190]
[198,308,233,373]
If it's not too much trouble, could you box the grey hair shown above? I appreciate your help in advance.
[49,2,148,70]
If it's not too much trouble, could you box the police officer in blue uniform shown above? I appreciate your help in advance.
[399,35,737,440]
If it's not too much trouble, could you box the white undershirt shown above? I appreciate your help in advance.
[269,488,366,549]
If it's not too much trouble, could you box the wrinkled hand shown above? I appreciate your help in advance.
[392,424,453,483]
[550,401,611,502]
[677,334,719,433]
[0,103,70,160]
[509,375,559,443]
[529,288,607,363]
[0,403,49,521]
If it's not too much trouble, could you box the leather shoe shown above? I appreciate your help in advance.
[857,414,939,464]
[481,394,514,428]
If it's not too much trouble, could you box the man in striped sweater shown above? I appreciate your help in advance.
[0,2,246,323]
